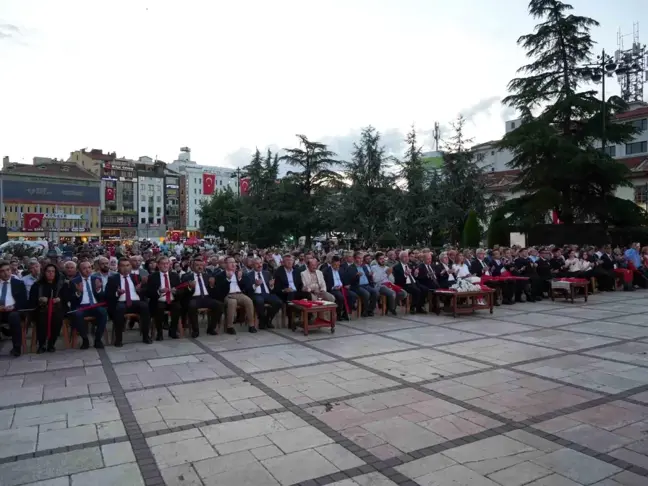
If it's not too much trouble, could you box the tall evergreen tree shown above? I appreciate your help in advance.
[397,127,431,245]
[498,0,645,227]
[439,116,492,244]
[339,127,396,245]
[280,135,342,245]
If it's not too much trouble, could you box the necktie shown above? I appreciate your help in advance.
[124,276,132,307]
[0,281,7,307]
[258,273,266,294]
[163,273,171,303]
[197,274,205,296]
[85,279,94,305]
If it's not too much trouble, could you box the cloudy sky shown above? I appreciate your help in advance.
[1,0,646,167]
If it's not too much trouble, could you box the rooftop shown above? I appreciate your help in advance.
[1,160,99,180]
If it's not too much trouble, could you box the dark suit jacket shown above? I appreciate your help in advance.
[348,264,374,288]
[392,262,414,288]
[247,269,273,298]
[3,278,28,311]
[273,266,304,296]
[67,275,105,310]
[146,271,181,311]
[323,266,351,290]
[488,260,506,277]
[180,271,219,300]
[215,271,253,301]
[417,263,439,288]
[600,253,615,271]
[105,273,143,313]
[433,263,453,287]
[470,258,489,277]
[536,258,552,279]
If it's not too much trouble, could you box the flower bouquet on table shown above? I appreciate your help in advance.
[451,279,487,305]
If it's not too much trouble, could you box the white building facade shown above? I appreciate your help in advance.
[480,103,648,205]
[167,148,237,231]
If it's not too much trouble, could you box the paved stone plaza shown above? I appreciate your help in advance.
[1,291,648,486]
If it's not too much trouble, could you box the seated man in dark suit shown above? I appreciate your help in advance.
[273,254,311,319]
[146,256,181,341]
[248,257,282,330]
[417,251,439,293]
[67,261,108,349]
[215,257,256,334]
[323,256,357,321]
[393,251,426,314]
[106,258,152,347]
[182,257,223,337]
[348,251,378,317]
[0,260,28,357]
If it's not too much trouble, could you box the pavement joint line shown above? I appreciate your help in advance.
[0,390,114,411]
[96,347,165,486]
[0,435,130,466]
[267,316,648,478]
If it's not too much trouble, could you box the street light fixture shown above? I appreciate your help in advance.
[578,44,647,152]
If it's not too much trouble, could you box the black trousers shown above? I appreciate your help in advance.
[35,306,63,346]
[153,301,181,336]
[252,293,282,327]
[113,301,150,343]
[405,283,426,310]
[0,311,22,350]
[188,297,223,333]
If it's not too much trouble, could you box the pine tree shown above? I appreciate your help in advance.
[280,135,342,246]
[498,0,645,227]
[439,116,492,244]
[340,127,396,245]
[199,187,240,240]
[397,127,432,245]
[462,210,481,248]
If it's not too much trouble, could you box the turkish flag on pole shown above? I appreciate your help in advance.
[203,174,216,195]
[240,177,250,196]
[24,213,44,231]
[105,187,115,201]
[551,210,562,224]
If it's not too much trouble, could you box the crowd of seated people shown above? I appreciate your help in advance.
[0,241,646,357]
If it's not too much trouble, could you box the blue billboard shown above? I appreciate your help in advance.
[1,180,100,205]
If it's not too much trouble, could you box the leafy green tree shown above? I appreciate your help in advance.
[498,0,646,226]
[199,187,240,240]
[462,209,481,247]
[280,135,342,246]
[439,116,492,244]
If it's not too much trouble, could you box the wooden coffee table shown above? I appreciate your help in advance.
[431,289,495,317]
[551,280,588,303]
[287,302,337,336]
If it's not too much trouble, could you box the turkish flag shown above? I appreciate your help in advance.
[551,210,561,224]
[24,213,44,231]
[105,187,115,201]
[240,177,250,196]
[203,174,216,195]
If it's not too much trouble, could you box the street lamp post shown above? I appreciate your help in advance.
[230,169,242,243]
[579,45,647,152]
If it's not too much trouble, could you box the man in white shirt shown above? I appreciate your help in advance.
[106,258,152,347]
[216,257,256,334]
[371,252,407,316]
[69,261,108,349]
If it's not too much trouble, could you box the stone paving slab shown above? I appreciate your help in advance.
[0,289,647,485]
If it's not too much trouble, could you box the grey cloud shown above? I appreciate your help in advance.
[0,23,19,39]
[461,96,501,123]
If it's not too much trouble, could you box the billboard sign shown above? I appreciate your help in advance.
[1,180,100,205]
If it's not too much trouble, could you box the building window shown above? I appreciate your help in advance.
[635,185,648,205]
[156,196,161,202]
[631,118,648,131]
[510,121,516,129]
[157,218,161,224]
[140,195,145,201]
[141,218,146,224]
[141,206,146,213]
[602,145,616,157]
[626,141,647,155]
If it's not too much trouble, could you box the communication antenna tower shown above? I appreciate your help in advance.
[615,23,647,102]
[433,122,440,151]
